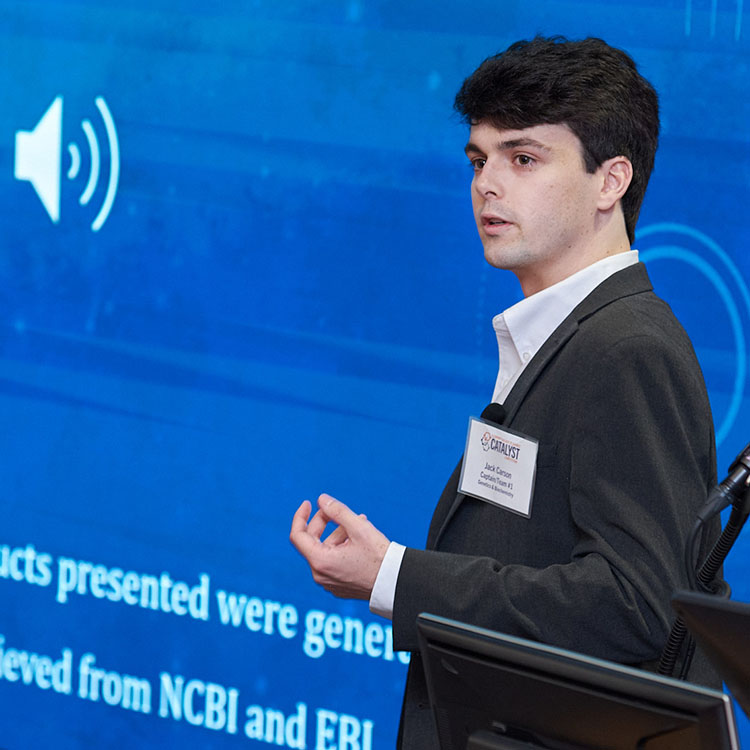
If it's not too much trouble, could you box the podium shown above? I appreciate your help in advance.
[673,590,750,719]
[417,613,739,749]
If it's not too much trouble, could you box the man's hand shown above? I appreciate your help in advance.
[289,494,390,600]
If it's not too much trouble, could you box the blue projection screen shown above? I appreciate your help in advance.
[1,1,749,747]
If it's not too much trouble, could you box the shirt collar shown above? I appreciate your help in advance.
[494,251,640,369]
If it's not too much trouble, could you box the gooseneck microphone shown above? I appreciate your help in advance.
[698,442,750,523]
[659,442,750,679]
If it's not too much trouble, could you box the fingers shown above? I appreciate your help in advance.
[319,512,367,547]
[305,506,330,538]
[290,494,375,563]
[323,524,350,547]
[290,498,348,555]
[290,500,312,532]
[317,494,364,535]
[304,494,360,544]
[289,500,316,557]
[305,497,358,546]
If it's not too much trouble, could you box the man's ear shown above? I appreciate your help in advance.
[597,156,633,211]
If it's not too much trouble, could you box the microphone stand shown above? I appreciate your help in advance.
[658,471,750,679]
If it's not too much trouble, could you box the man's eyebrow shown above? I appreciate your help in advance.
[464,137,551,154]
[500,137,551,152]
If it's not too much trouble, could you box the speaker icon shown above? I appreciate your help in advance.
[14,95,120,232]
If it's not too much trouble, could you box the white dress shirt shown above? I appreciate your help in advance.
[369,251,640,619]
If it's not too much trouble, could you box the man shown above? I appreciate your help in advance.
[290,37,718,748]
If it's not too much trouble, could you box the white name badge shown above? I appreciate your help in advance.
[458,417,539,517]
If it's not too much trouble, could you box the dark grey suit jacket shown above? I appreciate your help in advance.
[392,263,718,749]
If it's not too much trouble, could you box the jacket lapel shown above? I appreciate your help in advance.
[430,262,653,548]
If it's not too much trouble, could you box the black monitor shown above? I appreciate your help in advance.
[417,613,739,750]
[672,590,750,718]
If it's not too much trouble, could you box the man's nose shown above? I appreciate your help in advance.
[474,162,503,198]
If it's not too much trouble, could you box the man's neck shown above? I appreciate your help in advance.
[517,230,632,298]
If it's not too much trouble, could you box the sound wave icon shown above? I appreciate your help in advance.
[14,95,120,232]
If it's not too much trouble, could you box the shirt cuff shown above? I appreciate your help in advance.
[369,541,406,620]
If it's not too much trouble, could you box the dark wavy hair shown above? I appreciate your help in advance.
[454,37,659,244]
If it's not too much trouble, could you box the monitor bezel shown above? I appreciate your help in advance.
[417,613,739,750]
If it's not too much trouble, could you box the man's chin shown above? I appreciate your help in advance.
[483,246,521,271]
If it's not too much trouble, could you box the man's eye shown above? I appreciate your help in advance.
[470,158,486,171]
[515,154,534,166]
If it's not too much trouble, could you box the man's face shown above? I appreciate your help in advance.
[465,121,607,296]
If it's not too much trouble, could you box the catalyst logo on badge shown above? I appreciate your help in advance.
[14,96,120,232]
[480,430,521,461]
